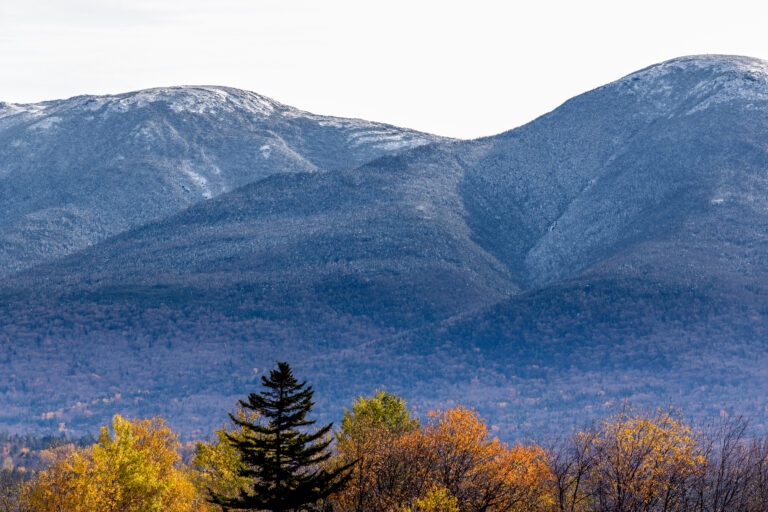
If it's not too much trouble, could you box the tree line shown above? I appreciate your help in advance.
[1,361,767,512]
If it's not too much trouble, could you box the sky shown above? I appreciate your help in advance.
[1,0,767,139]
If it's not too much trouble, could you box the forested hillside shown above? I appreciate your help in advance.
[2,55,768,438]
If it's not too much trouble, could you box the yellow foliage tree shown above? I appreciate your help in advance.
[192,406,258,504]
[400,487,459,512]
[18,444,79,512]
[22,415,206,512]
[584,407,705,512]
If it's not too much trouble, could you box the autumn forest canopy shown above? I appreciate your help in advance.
[1,362,768,512]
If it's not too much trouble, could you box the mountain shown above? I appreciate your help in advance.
[3,55,768,438]
[0,86,445,276]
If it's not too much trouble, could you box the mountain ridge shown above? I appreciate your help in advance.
[0,85,447,277]
[2,55,768,438]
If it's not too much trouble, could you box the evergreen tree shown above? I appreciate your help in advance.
[210,361,353,512]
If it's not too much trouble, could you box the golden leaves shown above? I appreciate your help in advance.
[571,407,706,512]
[191,406,259,506]
[22,415,207,512]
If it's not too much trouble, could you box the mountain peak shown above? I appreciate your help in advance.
[635,54,768,74]
[0,84,445,277]
[613,54,768,114]
[622,54,768,90]
[99,85,282,116]
[1,85,284,119]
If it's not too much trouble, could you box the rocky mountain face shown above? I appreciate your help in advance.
[0,86,445,276]
[3,56,768,438]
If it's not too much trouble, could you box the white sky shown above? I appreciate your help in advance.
[1,0,767,139]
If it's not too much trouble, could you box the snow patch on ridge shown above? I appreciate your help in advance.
[0,102,52,130]
[283,110,437,151]
[28,116,62,131]
[181,162,213,199]
[346,125,433,151]
[618,55,768,115]
[0,102,27,119]
[100,86,278,117]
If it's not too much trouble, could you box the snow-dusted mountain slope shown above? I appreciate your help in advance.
[456,55,768,288]
[3,55,768,438]
[0,86,446,276]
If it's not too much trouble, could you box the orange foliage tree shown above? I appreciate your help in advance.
[332,391,422,512]
[331,402,552,512]
[415,407,553,512]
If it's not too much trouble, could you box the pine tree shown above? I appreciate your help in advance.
[209,361,353,512]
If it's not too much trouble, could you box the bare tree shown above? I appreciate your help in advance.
[745,435,768,512]
[690,417,751,512]
[547,430,596,512]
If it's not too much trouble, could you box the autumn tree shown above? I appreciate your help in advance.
[209,361,353,512]
[337,390,419,445]
[331,405,552,512]
[18,444,77,511]
[584,407,705,512]
[1,461,33,512]
[192,406,259,509]
[400,487,459,512]
[415,407,553,512]
[22,415,204,512]
[332,391,420,512]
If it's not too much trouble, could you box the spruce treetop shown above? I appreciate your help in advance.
[209,361,353,512]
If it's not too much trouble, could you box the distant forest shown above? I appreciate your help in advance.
[1,364,767,512]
